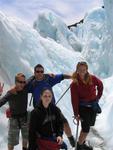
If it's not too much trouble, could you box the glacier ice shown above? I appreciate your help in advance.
[1,0,113,149]
[0,10,83,150]
[71,6,113,78]
[33,10,82,52]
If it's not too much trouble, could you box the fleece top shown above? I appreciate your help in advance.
[70,74,103,116]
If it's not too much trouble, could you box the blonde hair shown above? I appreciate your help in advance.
[15,73,25,82]
[72,62,92,85]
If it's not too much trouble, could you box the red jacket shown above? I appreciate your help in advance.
[70,74,103,116]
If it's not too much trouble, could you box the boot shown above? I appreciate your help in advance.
[60,141,68,150]
[22,147,28,150]
[77,142,83,150]
[68,136,75,147]
[82,143,93,150]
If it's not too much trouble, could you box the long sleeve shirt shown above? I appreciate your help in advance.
[70,74,103,116]
[26,74,64,107]
[28,102,63,150]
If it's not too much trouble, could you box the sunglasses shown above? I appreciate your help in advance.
[35,70,44,73]
[78,61,87,65]
[16,80,26,84]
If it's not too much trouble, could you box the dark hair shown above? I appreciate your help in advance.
[40,88,52,96]
[34,64,44,72]
[15,73,25,83]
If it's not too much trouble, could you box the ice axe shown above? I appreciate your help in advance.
[55,85,70,105]
[73,116,79,150]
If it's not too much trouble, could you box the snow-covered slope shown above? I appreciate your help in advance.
[0,0,113,149]
[0,10,83,150]
[0,10,83,85]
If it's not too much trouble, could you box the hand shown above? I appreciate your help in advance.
[75,115,80,123]
[9,87,17,94]
[56,136,63,145]
[48,73,55,78]
[73,115,80,124]
[75,115,80,121]
[0,82,4,95]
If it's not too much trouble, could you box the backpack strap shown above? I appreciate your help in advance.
[29,74,50,106]
[29,94,33,106]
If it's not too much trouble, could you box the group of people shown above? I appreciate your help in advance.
[0,61,103,150]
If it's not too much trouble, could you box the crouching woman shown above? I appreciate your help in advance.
[28,88,63,150]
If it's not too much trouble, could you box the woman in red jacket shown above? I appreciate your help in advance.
[70,61,103,150]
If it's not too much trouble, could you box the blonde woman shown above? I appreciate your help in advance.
[70,62,103,150]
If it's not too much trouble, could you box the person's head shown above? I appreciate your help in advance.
[72,61,92,84]
[34,64,44,80]
[76,61,88,79]
[15,73,26,91]
[40,88,53,108]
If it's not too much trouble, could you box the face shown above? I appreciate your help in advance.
[77,65,87,79]
[15,76,26,91]
[41,90,52,108]
[34,67,44,80]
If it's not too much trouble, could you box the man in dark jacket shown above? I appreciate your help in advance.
[27,64,75,148]
[0,73,28,150]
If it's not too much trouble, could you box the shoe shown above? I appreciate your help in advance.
[60,141,68,150]
[82,143,93,150]
[68,136,75,147]
[77,142,83,150]
[22,147,28,150]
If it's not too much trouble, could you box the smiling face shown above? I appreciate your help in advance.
[15,73,26,91]
[41,89,52,108]
[34,66,44,81]
[77,65,88,79]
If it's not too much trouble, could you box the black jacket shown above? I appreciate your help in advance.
[28,102,63,150]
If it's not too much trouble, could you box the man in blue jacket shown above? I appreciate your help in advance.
[27,64,75,148]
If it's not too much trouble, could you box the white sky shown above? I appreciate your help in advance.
[0,0,103,26]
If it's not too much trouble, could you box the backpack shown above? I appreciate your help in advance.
[6,108,12,118]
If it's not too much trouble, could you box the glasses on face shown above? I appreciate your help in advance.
[78,61,87,65]
[35,70,44,73]
[16,80,26,84]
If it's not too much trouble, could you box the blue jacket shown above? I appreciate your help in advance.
[27,74,64,107]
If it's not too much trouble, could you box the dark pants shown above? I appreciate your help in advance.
[79,106,97,132]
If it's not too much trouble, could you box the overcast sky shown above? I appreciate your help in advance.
[0,0,103,26]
